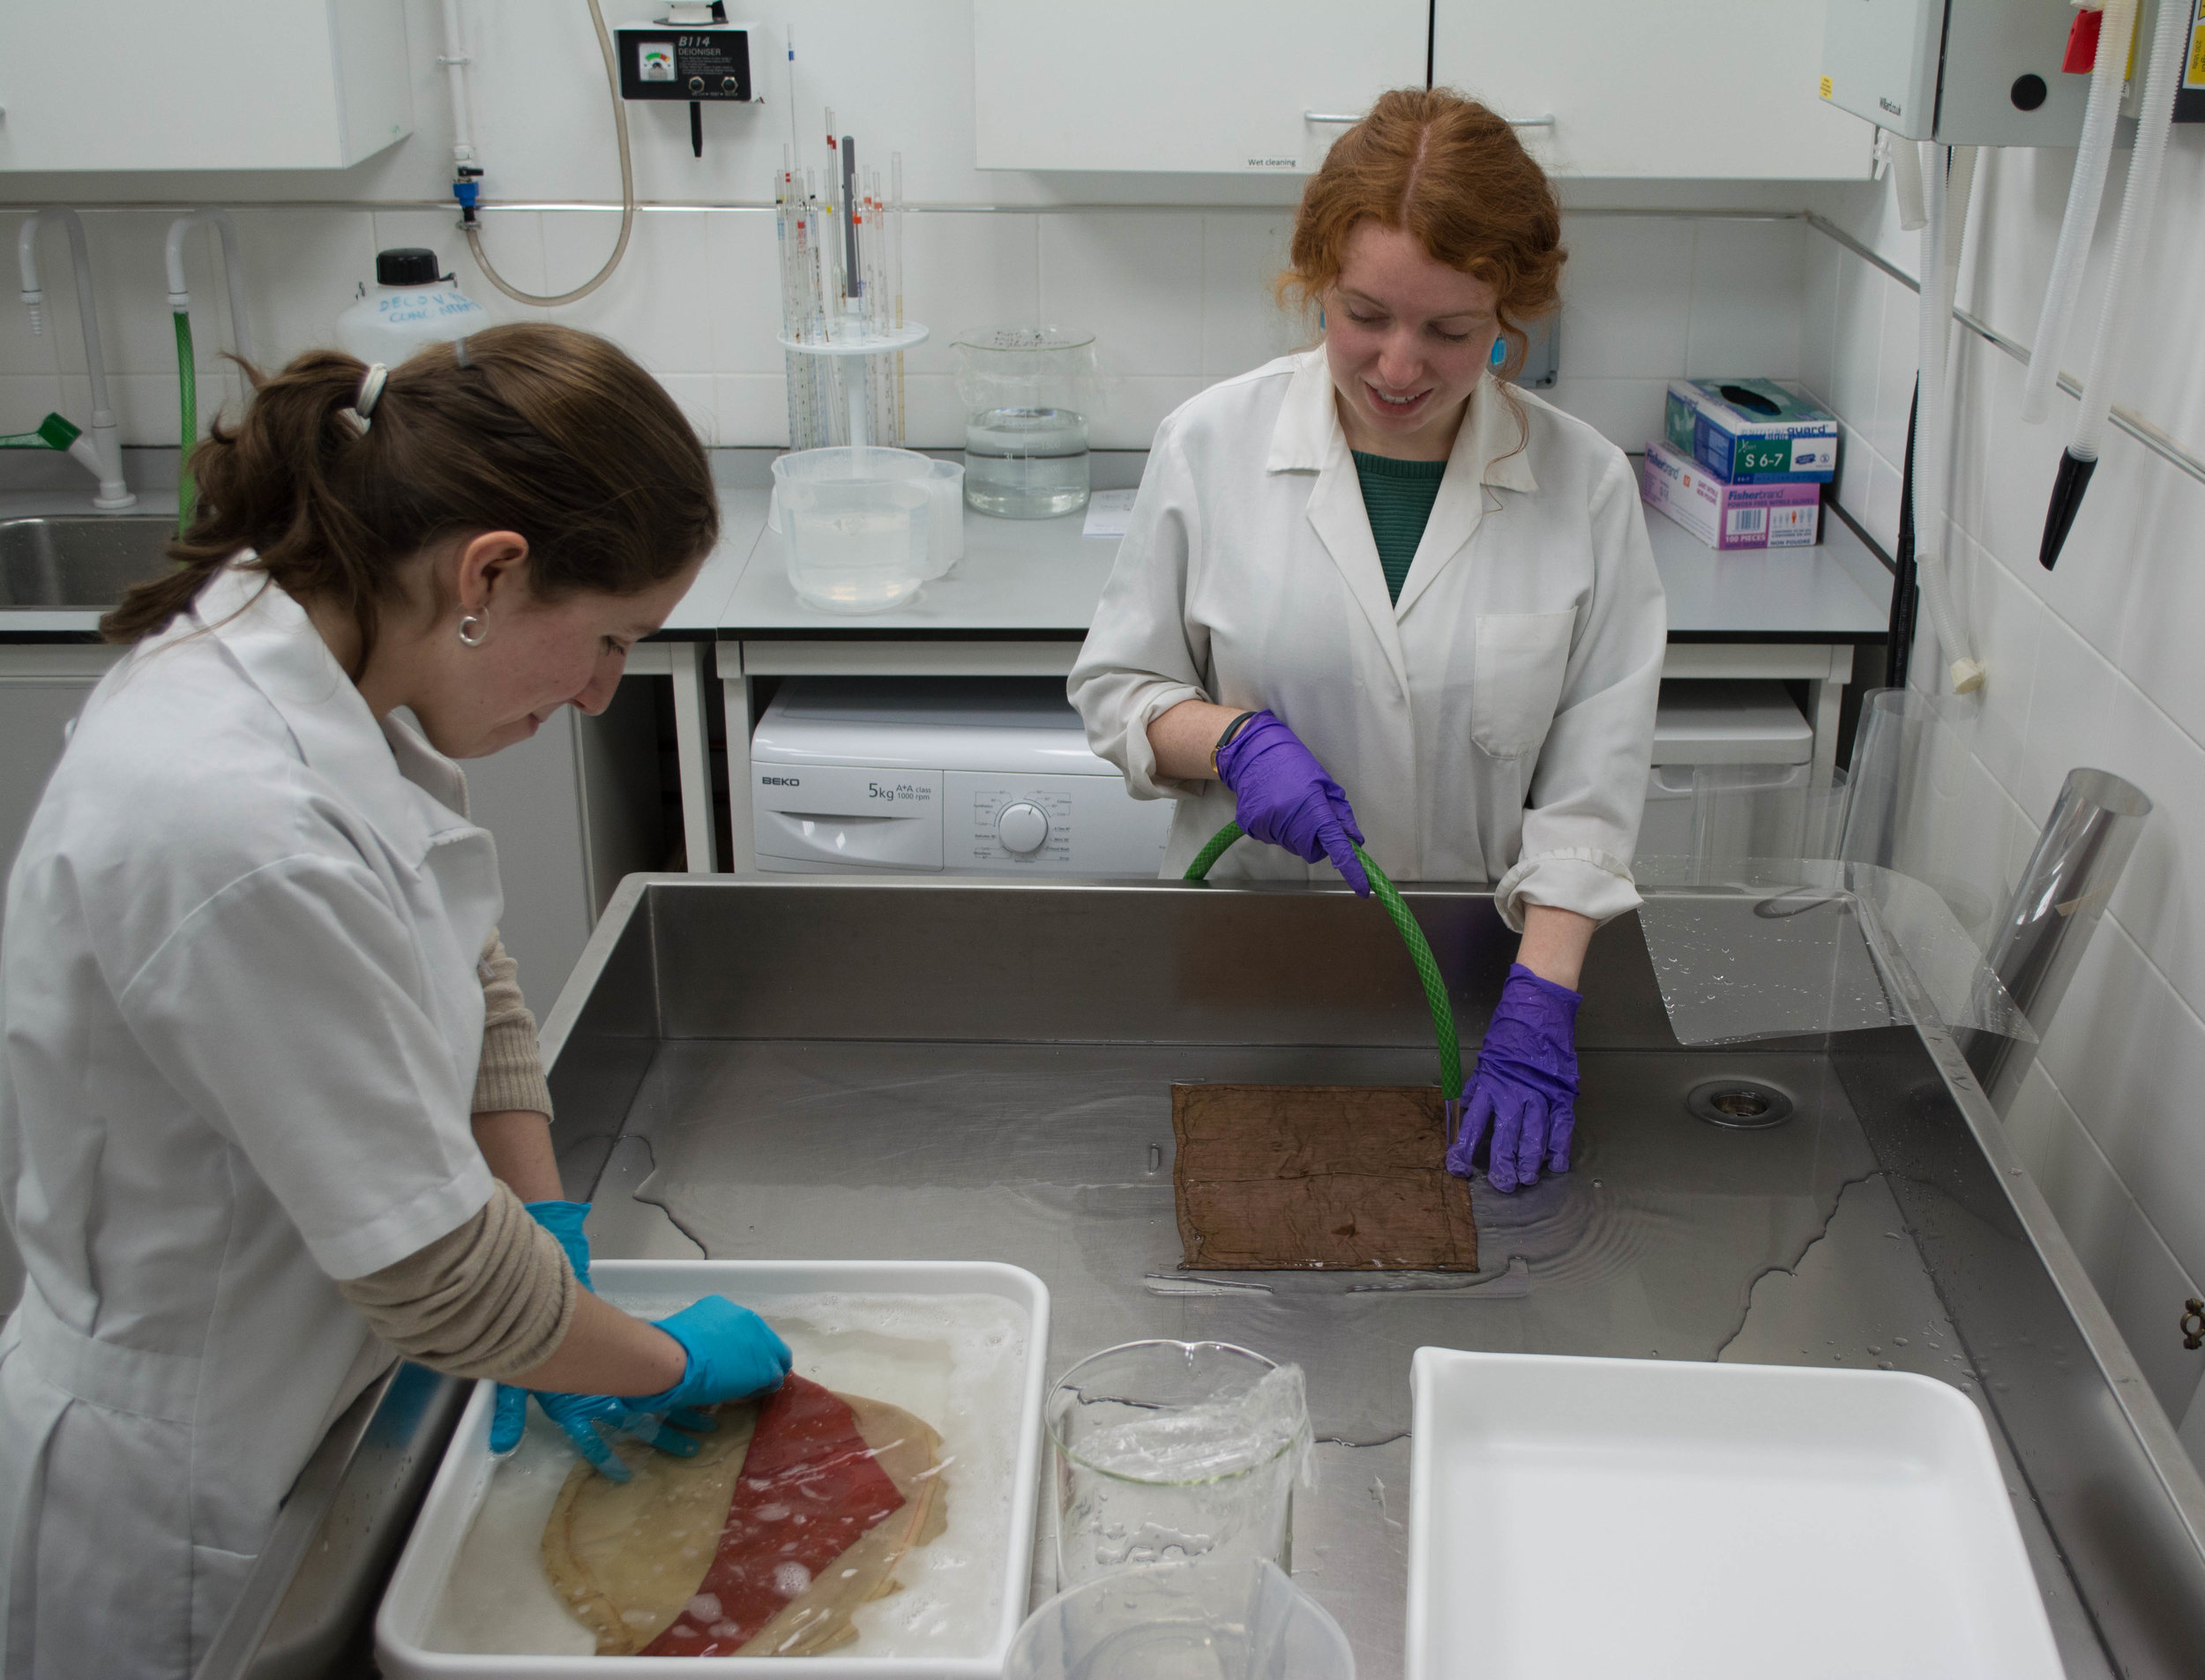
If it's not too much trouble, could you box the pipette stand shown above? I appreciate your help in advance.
[778,316,927,448]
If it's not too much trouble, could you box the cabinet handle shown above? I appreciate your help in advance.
[1304,109,1555,128]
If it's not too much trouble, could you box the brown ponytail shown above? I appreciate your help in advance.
[102,323,718,662]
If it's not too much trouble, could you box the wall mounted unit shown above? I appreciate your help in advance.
[0,1,412,172]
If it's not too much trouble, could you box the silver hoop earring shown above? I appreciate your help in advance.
[457,614,489,647]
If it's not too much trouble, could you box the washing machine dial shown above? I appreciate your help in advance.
[996,802,1050,855]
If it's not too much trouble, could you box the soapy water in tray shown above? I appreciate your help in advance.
[427,1292,1029,1659]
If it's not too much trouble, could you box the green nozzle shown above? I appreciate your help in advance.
[0,412,82,451]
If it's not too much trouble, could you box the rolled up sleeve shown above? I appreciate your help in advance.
[1068,417,1213,800]
[1494,452,1667,930]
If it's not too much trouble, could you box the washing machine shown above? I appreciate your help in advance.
[749,677,1174,875]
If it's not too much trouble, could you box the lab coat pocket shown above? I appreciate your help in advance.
[1471,610,1576,760]
[190,1542,258,1659]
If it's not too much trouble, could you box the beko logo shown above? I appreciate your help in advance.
[760,775,802,787]
[1879,96,1902,115]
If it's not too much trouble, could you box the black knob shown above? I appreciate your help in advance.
[721,75,738,93]
[2010,73,2048,111]
[687,75,705,93]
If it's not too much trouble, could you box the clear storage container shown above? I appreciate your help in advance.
[772,446,935,614]
[954,326,1102,519]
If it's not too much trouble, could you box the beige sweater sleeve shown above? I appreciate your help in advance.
[337,1181,579,1381]
[475,929,554,1119]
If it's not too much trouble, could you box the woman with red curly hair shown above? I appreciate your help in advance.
[1070,88,1665,1196]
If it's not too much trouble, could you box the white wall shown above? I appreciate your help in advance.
[1802,131,2205,1451]
[1,1,1812,458]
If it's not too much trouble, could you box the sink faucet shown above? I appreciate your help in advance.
[164,208,251,365]
[17,208,135,510]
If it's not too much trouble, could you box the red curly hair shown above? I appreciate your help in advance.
[1278,87,1565,381]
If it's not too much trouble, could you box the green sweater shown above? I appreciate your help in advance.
[1352,450,1447,604]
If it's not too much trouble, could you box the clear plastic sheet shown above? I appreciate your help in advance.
[1633,858,2037,1048]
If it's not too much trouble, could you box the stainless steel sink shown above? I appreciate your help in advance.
[0,515,176,609]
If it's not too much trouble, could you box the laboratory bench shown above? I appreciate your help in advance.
[0,446,1894,959]
[691,448,1893,873]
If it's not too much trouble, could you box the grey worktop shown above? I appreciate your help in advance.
[0,447,1892,646]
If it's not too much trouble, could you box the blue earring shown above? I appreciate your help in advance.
[1490,337,1507,369]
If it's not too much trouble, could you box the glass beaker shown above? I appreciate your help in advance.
[954,325,1102,519]
[1047,1340,1309,1589]
[1003,1559,1355,1680]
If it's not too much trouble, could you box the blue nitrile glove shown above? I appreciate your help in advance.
[490,1200,715,1463]
[626,1295,794,1415]
[1445,963,1582,1193]
[1214,711,1371,896]
[529,1390,711,1483]
[491,1200,595,1454]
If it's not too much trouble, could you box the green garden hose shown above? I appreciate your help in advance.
[1185,821,1463,1094]
[174,310,198,536]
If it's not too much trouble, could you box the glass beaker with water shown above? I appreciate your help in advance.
[1047,1340,1310,1589]
[955,325,1102,519]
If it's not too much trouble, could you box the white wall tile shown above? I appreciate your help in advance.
[716,374,789,449]
[1869,268,1918,469]
[2106,1201,2205,1419]
[1090,377,1208,452]
[704,212,790,377]
[1799,226,1838,405]
[1555,218,1693,380]
[2096,678,2205,1025]
[2015,614,2119,823]
[1202,213,1300,379]
[0,377,66,438]
[1944,535,2041,797]
[1545,378,1668,453]
[1832,422,1877,535]
[1827,247,1883,434]
[1682,218,1803,380]
[2111,441,2205,750]
[541,209,714,376]
[2033,921,2205,1288]
[1865,450,1902,558]
[1039,214,1203,377]
[225,209,378,369]
[2014,1064,2129,1293]
[898,214,1039,378]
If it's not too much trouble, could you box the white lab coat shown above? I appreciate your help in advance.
[1070,350,1666,927]
[0,565,499,1679]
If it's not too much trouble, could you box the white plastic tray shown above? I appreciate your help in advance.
[377,1259,1050,1678]
[1406,1348,2064,1680]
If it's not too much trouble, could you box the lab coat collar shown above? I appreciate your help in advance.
[1394,373,1538,616]
[1271,352,1540,688]
[1264,349,1539,498]
[187,563,475,862]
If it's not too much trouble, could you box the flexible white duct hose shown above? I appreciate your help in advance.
[2022,0,2135,424]
[1913,145,1985,694]
[2069,0,2187,460]
[448,0,636,309]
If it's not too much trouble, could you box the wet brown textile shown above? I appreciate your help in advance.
[1172,1083,1477,1271]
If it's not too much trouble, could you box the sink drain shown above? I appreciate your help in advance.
[1686,1078,1795,1130]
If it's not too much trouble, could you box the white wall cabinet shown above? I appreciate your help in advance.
[1431,1,1872,179]
[0,0,411,173]
[973,0,1430,174]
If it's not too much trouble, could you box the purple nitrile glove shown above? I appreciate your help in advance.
[1446,963,1582,1193]
[1214,711,1371,896]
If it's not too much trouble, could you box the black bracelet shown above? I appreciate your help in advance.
[1209,710,1259,775]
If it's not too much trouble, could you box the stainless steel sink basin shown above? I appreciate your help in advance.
[0,516,176,609]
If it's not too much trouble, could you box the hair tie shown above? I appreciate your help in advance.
[342,362,389,436]
[452,337,473,370]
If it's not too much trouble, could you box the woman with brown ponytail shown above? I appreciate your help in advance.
[1072,89,1667,1197]
[0,325,791,1678]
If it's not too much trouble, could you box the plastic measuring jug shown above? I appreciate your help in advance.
[770,447,963,582]
[771,446,931,614]
[1048,1340,1309,1589]
[1004,1559,1355,1680]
